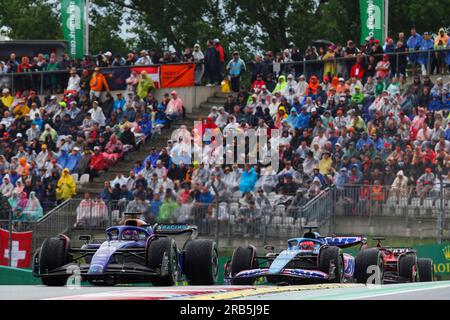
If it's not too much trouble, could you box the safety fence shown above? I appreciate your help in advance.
[3,47,450,96]
[20,187,330,252]
[13,181,450,256]
[334,184,450,217]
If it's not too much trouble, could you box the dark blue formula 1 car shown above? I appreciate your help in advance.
[225,227,366,285]
[32,219,219,286]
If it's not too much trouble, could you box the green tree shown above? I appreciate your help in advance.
[387,0,450,38]
[0,0,62,40]
[102,0,226,52]
[88,1,129,55]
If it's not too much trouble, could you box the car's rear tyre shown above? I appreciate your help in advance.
[319,246,344,283]
[39,237,70,286]
[184,239,218,285]
[230,246,256,285]
[147,237,178,286]
[417,258,433,282]
[355,248,383,284]
[399,254,418,282]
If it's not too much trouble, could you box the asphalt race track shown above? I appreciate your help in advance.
[0,281,449,300]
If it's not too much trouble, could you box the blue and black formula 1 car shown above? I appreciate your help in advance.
[225,227,367,285]
[32,219,219,286]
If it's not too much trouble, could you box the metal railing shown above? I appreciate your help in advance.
[26,181,450,255]
[28,191,333,250]
[3,47,449,96]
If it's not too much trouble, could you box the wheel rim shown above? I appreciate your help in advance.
[171,248,178,282]
[338,257,344,282]
[211,249,219,279]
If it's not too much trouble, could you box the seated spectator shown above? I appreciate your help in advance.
[23,191,43,221]
[56,168,76,202]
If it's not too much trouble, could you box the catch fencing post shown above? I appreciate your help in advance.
[8,204,12,267]
[40,71,44,95]
[211,182,219,246]
[438,173,444,244]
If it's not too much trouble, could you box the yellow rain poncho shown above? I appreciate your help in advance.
[137,71,155,99]
[56,168,77,201]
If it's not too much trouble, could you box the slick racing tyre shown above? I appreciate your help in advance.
[319,246,344,283]
[147,237,178,286]
[398,254,418,282]
[417,258,433,282]
[39,237,70,286]
[230,246,257,285]
[184,239,219,285]
[355,248,383,284]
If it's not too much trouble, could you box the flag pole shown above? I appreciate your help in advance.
[8,202,12,267]
[384,0,389,42]
[85,0,90,56]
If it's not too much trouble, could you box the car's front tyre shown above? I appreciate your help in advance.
[147,237,178,286]
[184,239,218,285]
[38,237,70,286]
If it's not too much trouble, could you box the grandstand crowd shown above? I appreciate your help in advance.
[0,26,450,228]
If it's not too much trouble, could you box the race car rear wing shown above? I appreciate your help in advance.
[323,236,367,248]
[153,224,199,239]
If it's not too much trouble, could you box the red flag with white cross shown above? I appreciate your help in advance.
[0,228,33,268]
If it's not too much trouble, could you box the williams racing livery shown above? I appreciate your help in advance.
[32,219,219,286]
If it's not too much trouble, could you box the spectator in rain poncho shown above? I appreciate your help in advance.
[23,191,43,221]
[285,109,299,128]
[56,168,77,201]
[239,164,258,193]
[126,70,139,94]
[105,134,124,159]
[12,191,28,216]
[88,101,106,127]
[0,175,13,197]
[74,194,94,227]
[65,147,82,173]
[137,71,155,99]
[390,170,409,197]
[39,124,58,143]
[75,195,108,228]
[193,44,205,85]
[272,75,287,94]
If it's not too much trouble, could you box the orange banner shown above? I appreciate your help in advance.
[160,64,195,88]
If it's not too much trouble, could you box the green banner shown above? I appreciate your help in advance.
[416,244,450,279]
[61,0,85,59]
[359,0,384,44]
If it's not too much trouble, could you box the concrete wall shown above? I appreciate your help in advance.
[38,86,220,114]
[152,86,220,113]
[113,86,220,114]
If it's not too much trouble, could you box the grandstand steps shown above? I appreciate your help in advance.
[198,102,220,110]
[214,92,238,99]
[77,91,222,196]
[206,96,228,104]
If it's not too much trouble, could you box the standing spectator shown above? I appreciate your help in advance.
[89,67,110,100]
[137,71,155,99]
[136,50,153,66]
[407,27,423,75]
[204,40,220,87]
[66,67,80,92]
[226,52,246,93]
[214,39,225,81]
[393,41,408,76]
[192,44,205,86]
[418,32,435,75]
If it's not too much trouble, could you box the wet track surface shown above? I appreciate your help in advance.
[0,282,449,300]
